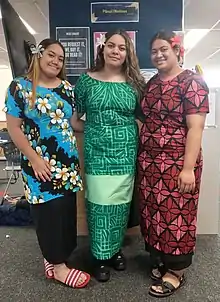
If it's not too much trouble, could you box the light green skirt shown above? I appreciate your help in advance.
[85,173,134,260]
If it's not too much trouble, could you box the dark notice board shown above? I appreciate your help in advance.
[49,0,183,84]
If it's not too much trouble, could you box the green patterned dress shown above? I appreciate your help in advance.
[74,73,138,260]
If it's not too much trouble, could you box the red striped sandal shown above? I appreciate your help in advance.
[44,259,54,279]
[64,268,90,288]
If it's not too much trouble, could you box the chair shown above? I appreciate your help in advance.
[0,140,21,205]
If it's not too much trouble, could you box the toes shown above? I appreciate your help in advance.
[151,285,163,293]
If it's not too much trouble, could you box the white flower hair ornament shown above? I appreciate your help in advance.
[30,44,45,58]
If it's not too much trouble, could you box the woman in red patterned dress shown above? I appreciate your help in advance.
[137,31,209,298]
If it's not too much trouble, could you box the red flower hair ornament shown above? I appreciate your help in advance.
[170,36,184,58]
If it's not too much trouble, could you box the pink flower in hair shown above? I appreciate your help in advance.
[170,36,184,57]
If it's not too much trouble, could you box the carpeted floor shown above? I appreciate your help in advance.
[0,227,219,302]
[0,163,219,301]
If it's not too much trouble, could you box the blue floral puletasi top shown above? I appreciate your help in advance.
[3,77,83,204]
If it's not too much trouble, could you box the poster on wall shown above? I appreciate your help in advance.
[56,27,90,76]
[93,31,136,59]
[91,2,139,23]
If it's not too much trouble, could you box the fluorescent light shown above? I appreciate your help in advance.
[0,9,36,35]
[206,48,220,60]
[184,29,209,50]
[20,17,36,35]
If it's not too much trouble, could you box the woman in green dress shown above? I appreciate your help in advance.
[74,29,145,282]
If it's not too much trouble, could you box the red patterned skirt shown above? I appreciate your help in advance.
[137,148,203,269]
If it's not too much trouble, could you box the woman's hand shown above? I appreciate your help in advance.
[31,157,52,182]
[177,169,195,193]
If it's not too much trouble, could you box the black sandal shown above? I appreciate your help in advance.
[149,270,186,298]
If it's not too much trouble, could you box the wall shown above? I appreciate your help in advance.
[49,0,183,84]
[196,89,220,234]
[0,68,12,122]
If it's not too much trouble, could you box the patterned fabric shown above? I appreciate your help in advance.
[138,70,209,256]
[74,73,137,259]
[4,77,82,204]
[85,174,133,259]
[74,73,138,175]
[86,198,130,260]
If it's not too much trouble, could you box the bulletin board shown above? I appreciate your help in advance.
[49,0,183,84]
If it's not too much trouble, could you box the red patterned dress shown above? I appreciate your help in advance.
[137,69,209,269]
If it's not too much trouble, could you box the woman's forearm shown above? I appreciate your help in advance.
[183,128,203,170]
[7,126,38,163]
[74,119,85,133]
[70,115,85,133]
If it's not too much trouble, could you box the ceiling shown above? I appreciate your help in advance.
[184,0,220,70]
[0,0,219,71]
[0,0,49,68]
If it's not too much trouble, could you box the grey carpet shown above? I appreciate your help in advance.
[0,227,219,302]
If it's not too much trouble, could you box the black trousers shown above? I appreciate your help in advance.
[146,242,193,271]
[31,193,77,264]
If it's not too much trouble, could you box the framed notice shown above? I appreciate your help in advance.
[56,27,90,76]
[91,2,139,23]
[93,31,136,59]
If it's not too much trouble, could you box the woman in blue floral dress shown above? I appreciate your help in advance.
[3,39,90,288]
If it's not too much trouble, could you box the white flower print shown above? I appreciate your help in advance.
[70,171,79,185]
[63,80,73,91]
[61,119,69,135]
[32,196,45,204]
[32,196,38,204]
[49,159,56,172]
[17,83,22,90]
[24,185,31,201]
[50,109,64,124]
[67,131,76,147]
[55,167,69,181]
[77,181,83,190]
[25,91,32,105]
[42,157,56,172]
[36,146,42,157]
[68,131,74,141]
[27,134,32,146]
[16,83,24,97]
[37,98,51,113]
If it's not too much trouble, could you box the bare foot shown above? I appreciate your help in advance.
[54,263,88,287]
